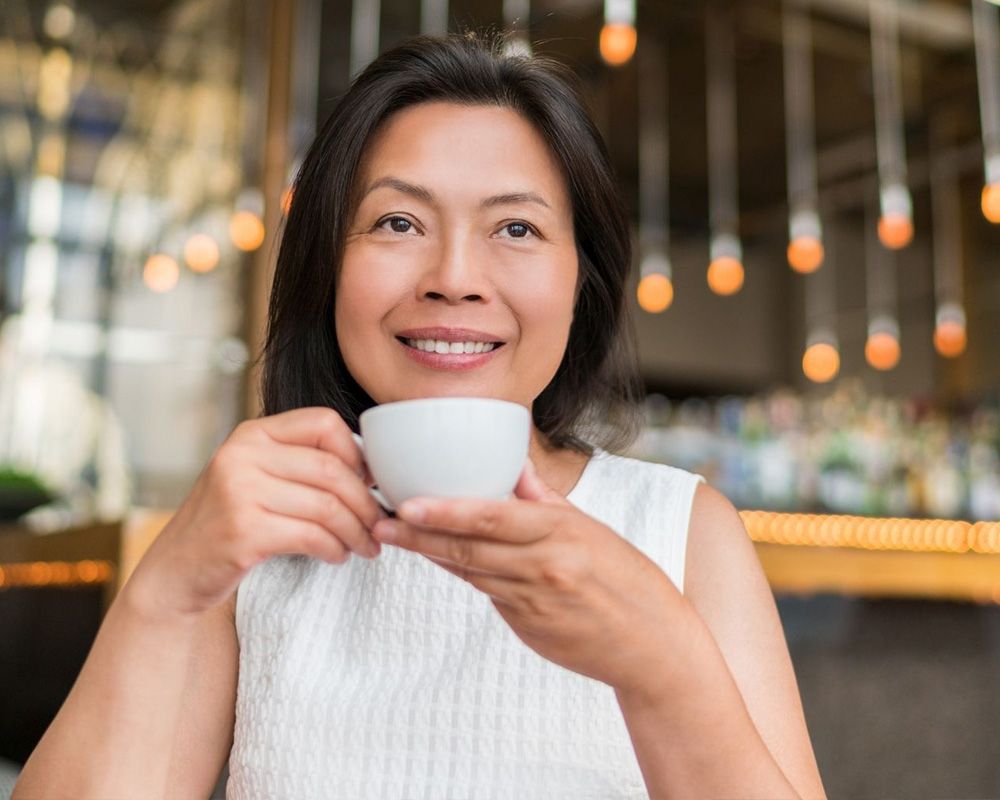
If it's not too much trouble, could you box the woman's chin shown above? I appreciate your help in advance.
[376,385,518,404]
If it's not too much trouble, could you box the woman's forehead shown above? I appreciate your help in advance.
[356,102,572,212]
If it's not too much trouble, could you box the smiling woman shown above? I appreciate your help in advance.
[262,33,643,460]
[13,32,825,800]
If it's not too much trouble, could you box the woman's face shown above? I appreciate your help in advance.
[337,101,578,409]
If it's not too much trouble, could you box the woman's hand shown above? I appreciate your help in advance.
[126,407,386,621]
[370,458,682,694]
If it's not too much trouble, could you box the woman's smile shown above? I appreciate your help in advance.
[395,325,507,372]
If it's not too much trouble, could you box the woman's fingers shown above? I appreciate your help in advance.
[263,511,354,565]
[424,555,521,601]
[396,496,562,544]
[250,407,364,476]
[259,476,381,559]
[258,442,385,529]
[373,519,530,578]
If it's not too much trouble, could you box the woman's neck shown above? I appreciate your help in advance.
[528,428,592,498]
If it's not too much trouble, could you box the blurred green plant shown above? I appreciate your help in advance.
[0,466,54,522]
[0,466,49,490]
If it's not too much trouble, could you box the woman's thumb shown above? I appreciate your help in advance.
[514,457,565,504]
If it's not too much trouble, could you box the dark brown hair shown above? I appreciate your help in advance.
[261,32,642,454]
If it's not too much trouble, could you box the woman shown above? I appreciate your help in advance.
[16,33,825,799]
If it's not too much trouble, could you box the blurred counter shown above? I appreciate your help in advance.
[3,508,1000,610]
[743,511,1000,604]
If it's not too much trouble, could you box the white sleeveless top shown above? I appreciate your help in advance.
[227,449,703,800]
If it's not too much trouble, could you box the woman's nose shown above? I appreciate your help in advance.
[415,234,491,303]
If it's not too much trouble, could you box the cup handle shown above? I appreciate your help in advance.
[350,433,395,514]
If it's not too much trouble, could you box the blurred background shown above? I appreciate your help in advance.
[1,0,999,795]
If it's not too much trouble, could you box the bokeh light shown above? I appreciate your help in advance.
[599,23,637,67]
[43,3,76,40]
[877,213,913,250]
[802,342,840,383]
[229,210,265,252]
[934,320,967,358]
[637,273,674,313]
[865,331,901,371]
[143,254,180,293]
[787,235,824,274]
[707,256,745,296]
[183,233,220,273]
[982,182,1000,224]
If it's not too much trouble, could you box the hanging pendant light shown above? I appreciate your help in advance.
[973,0,1000,223]
[864,194,901,371]
[638,255,674,313]
[600,0,637,67]
[637,40,673,313]
[934,303,967,358]
[783,1,824,274]
[803,331,840,383]
[869,0,913,250]
[803,215,839,383]
[930,122,968,359]
[705,2,744,296]
[866,317,901,371]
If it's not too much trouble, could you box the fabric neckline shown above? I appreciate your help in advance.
[565,447,603,504]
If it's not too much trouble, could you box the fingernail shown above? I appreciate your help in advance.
[373,520,397,541]
[398,500,426,523]
[368,540,382,558]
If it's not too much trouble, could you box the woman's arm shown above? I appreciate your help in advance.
[614,484,826,799]
[14,407,383,798]
[13,586,238,799]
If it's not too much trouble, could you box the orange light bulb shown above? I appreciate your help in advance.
[787,235,824,274]
[707,256,744,296]
[865,332,901,371]
[982,182,1000,224]
[183,233,220,273]
[877,213,913,249]
[637,273,674,313]
[934,320,967,358]
[802,342,840,383]
[143,254,179,293]
[599,23,637,67]
[281,186,294,216]
[229,210,265,252]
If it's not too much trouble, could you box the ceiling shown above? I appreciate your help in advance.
[315,0,988,242]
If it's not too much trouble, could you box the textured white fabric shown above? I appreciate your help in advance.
[227,448,703,800]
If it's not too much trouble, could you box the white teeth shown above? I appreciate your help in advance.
[404,338,498,354]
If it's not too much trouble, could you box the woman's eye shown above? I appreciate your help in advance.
[377,216,416,234]
[501,222,534,239]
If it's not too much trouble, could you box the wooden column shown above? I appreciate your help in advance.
[244,0,296,420]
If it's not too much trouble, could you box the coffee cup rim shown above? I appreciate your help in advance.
[359,396,528,424]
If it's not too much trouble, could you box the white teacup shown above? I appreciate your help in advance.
[351,397,530,511]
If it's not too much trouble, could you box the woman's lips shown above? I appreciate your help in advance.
[396,337,505,371]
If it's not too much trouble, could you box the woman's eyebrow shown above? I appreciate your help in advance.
[362,176,551,210]
[363,176,434,204]
[481,191,551,210]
